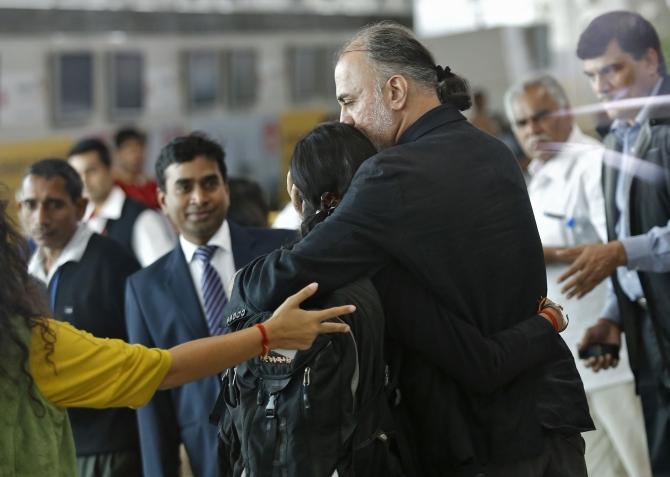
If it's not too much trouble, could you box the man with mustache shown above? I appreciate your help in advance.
[123,133,294,477]
[505,73,650,477]
[558,11,670,475]
[18,159,143,477]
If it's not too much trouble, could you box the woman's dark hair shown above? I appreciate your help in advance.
[156,133,227,192]
[577,11,667,74]
[0,187,53,412]
[339,21,472,111]
[290,122,377,237]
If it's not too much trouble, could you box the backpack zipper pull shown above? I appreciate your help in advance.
[302,367,311,412]
[265,393,277,419]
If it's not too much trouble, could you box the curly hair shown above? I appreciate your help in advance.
[0,186,54,413]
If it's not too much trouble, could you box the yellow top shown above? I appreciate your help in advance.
[29,319,172,409]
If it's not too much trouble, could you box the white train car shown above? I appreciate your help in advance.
[0,8,411,206]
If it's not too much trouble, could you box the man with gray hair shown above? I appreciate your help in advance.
[506,73,651,477]
[230,22,593,475]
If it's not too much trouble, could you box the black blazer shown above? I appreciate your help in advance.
[231,105,593,469]
[125,222,294,477]
[105,196,146,261]
[48,233,140,457]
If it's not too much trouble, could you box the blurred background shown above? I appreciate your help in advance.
[0,0,669,214]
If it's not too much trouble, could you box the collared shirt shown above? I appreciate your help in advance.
[528,126,633,390]
[28,224,93,286]
[83,186,175,267]
[180,220,235,311]
[602,78,670,321]
[528,125,607,246]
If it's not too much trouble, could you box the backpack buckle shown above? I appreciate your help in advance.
[265,394,277,419]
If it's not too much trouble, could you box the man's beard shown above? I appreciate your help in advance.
[364,89,395,151]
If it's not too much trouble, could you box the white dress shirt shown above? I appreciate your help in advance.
[83,186,175,267]
[180,220,236,311]
[528,125,634,391]
[28,224,93,285]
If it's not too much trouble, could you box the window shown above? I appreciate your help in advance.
[51,52,94,125]
[184,50,220,110]
[108,51,144,118]
[524,24,550,70]
[223,49,257,109]
[287,46,336,103]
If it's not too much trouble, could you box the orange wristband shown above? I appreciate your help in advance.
[539,308,562,332]
[255,323,270,357]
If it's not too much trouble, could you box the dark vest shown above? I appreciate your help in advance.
[47,233,141,456]
[105,197,146,261]
[602,75,670,373]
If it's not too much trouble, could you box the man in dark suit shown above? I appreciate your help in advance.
[125,134,294,477]
[558,11,670,475]
[228,22,593,475]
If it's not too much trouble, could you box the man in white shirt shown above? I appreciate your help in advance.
[505,74,651,477]
[68,137,175,267]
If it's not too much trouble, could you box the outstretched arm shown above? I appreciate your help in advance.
[32,284,353,409]
[234,158,400,312]
[160,283,353,389]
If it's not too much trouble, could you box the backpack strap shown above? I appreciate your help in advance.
[209,371,229,425]
[259,406,280,476]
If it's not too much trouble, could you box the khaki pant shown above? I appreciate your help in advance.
[583,381,652,477]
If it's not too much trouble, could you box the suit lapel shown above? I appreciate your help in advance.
[164,246,209,338]
[602,134,621,241]
[228,221,257,270]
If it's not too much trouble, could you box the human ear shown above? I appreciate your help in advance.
[75,197,88,221]
[386,75,409,111]
[158,189,169,215]
[642,47,660,76]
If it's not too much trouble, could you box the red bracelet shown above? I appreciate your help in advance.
[255,323,270,357]
[539,308,562,332]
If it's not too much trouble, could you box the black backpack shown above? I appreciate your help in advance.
[212,279,411,477]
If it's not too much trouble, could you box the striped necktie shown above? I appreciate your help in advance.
[194,245,227,336]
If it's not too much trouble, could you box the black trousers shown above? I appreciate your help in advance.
[638,313,670,477]
[482,432,587,477]
[76,450,142,477]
